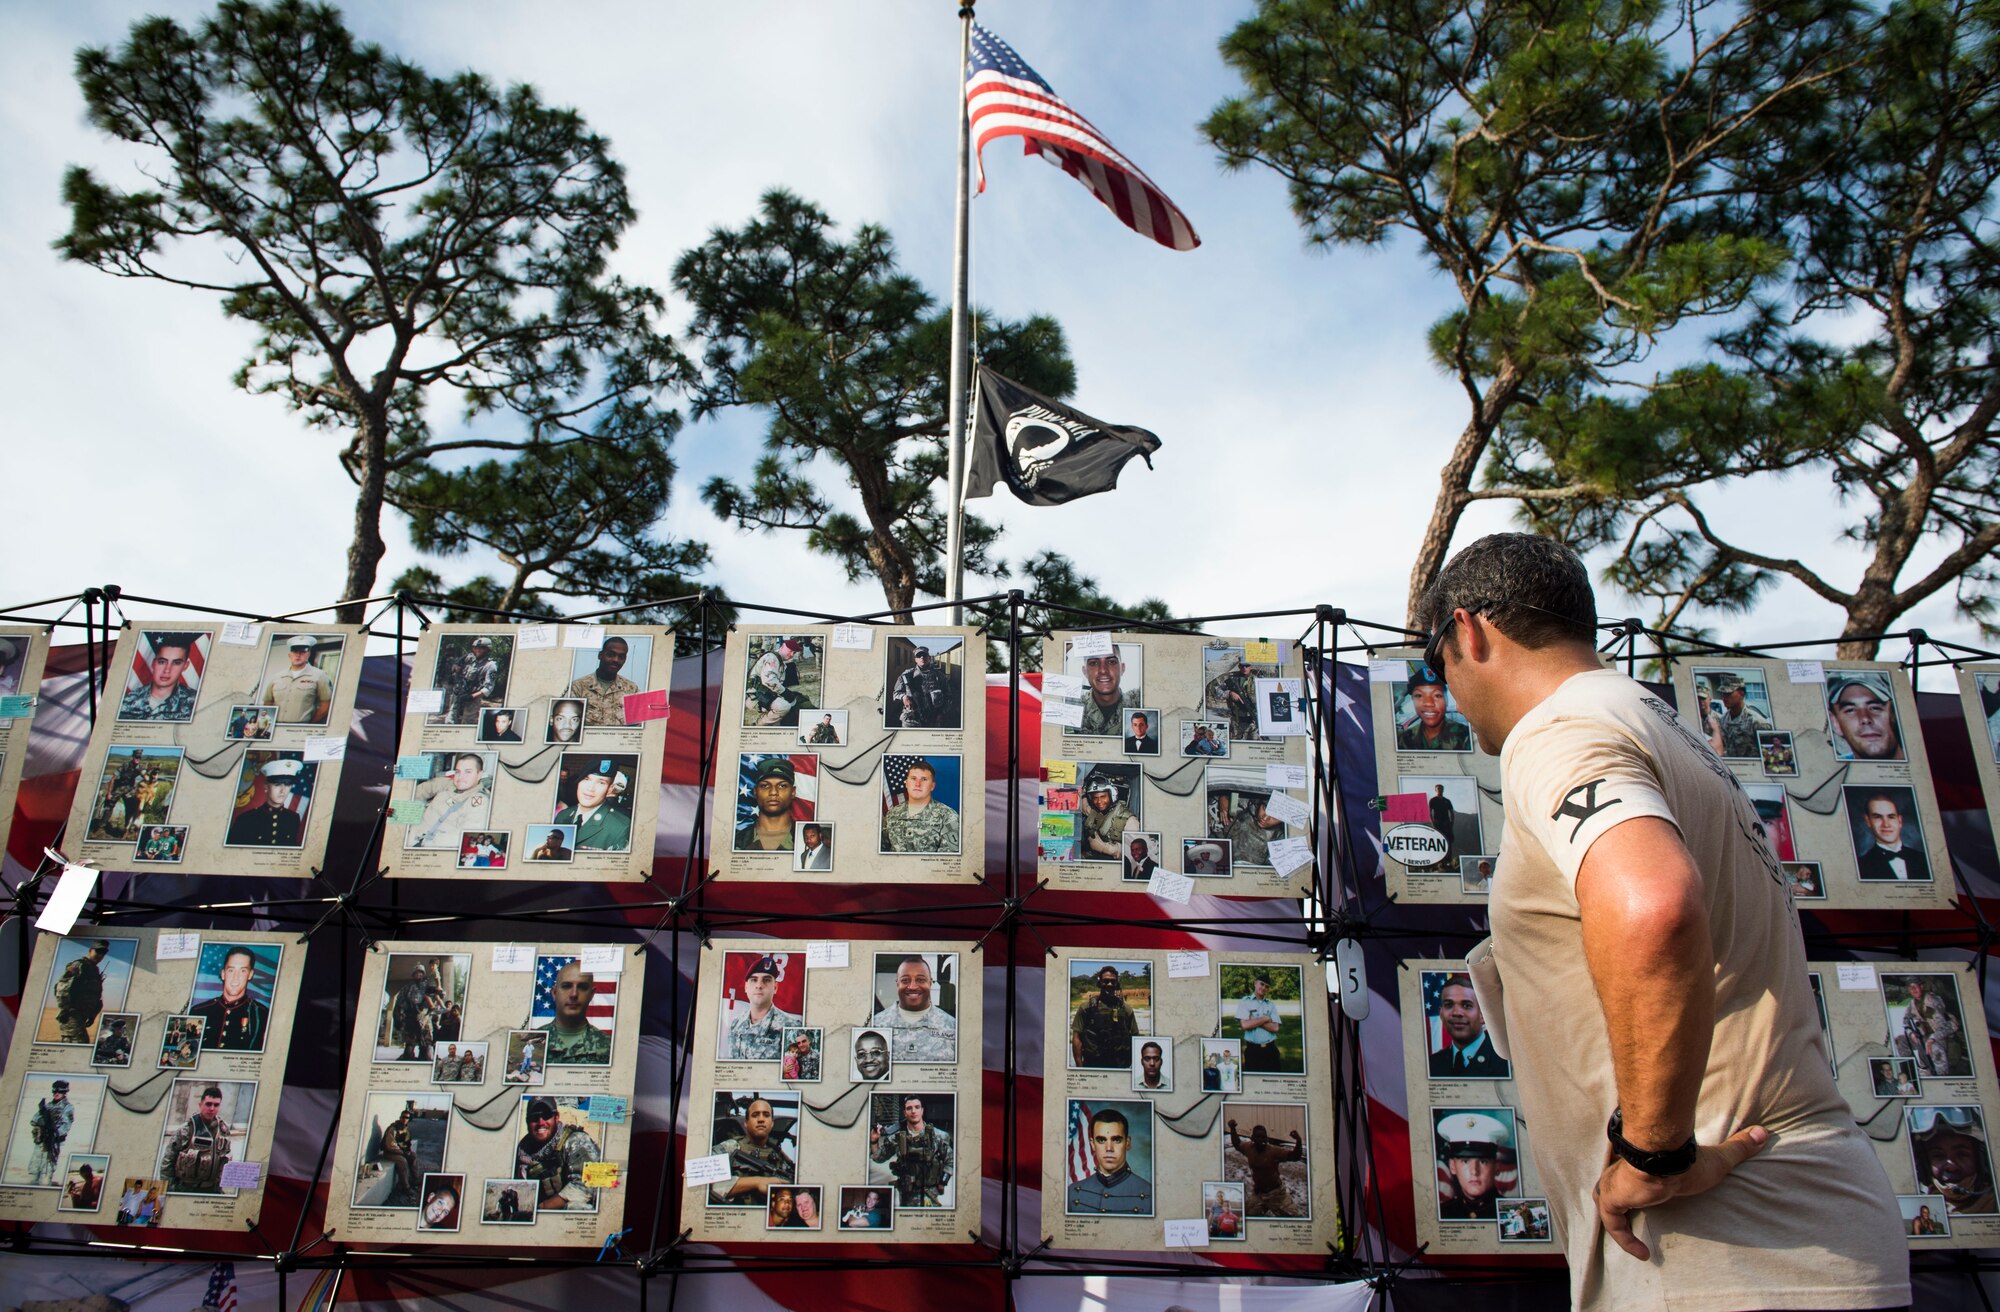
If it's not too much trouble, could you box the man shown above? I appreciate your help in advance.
[1703,672,1773,759]
[871,1095,953,1207]
[227,758,307,847]
[1135,1040,1168,1090]
[537,959,611,1064]
[376,1102,418,1203]
[513,1037,544,1083]
[553,758,632,851]
[1435,1112,1509,1220]
[1077,775,1136,861]
[882,758,959,854]
[1186,842,1228,875]
[1235,972,1283,1074]
[93,1016,132,1066]
[546,699,585,744]
[865,955,957,1061]
[853,1030,891,1082]
[482,708,522,743]
[120,632,201,721]
[1856,791,1931,882]
[569,637,638,727]
[807,713,840,744]
[1227,1119,1304,1218]
[891,644,951,728]
[1228,794,1283,867]
[97,750,147,837]
[1427,784,1459,867]
[782,1031,819,1082]
[392,963,442,1061]
[54,940,111,1044]
[261,635,334,724]
[1218,1045,1241,1089]
[1122,836,1159,883]
[710,1096,795,1205]
[1896,976,1964,1076]
[517,1097,601,1210]
[27,1081,73,1186]
[842,1189,888,1228]
[531,827,573,862]
[1071,965,1140,1068]
[1829,673,1904,761]
[408,753,492,849]
[1124,711,1159,755]
[160,1085,232,1193]
[797,823,832,871]
[1397,664,1474,751]
[1912,1108,1996,1215]
[725,956,802,1060]
[747,637,809,726]
[435,1043,464,1082]
[1076,647,1141,736]
[1066,1106,1152,1214]
[1428,974,1509,1078]
[496,1185,520,1221]
[1213,658,1258,740]
[448,637,502,725]
[1464,858,1495,893]
[189,946,270,1051]
[65,1161,103,1212]
[1418,532,1904,1309]
[735,757,798,851]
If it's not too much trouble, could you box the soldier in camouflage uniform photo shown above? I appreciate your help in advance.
[516,1097,602,1211]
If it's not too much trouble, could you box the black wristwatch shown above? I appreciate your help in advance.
[1606,1108,1698,1177]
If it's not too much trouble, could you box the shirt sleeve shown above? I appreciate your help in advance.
[1504,713,1680,889]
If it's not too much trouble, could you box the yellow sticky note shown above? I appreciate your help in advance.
[1044,759,1077,784]
[1244,640,1279,664]
[582,1161,621,1189]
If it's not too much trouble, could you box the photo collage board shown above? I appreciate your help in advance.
[684,939,983,1242]
[709,626,987,884]
[1957,663,2000,850]
[1040,947,1336,1253]
[0,927,302,1231]
[324,939,642,1246]
[383,624,675,882]
[1037,633,1313,895]
[1366,648,1506,905]
[62,623,366,877]
[0,625,50,860]
[1671,658,1955,910]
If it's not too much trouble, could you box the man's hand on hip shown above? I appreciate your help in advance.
[1594,1125,1770,1260]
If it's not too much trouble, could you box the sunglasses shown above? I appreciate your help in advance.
[1424,601,1491,673]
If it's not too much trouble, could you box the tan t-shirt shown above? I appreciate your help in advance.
[1488,670,1907,1312]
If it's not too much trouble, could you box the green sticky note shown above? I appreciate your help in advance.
[586,1096,629,1123]
[396,756,432,779]
[389,798,427,824]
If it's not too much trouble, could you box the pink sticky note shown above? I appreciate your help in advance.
[1383,793,1430,824]
[623,689,671,723]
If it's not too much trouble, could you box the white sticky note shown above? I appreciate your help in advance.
[579,944,626,976]
[517,624,558,651]
[1836,962,1875,991]
[1044,700,1084,729]
[1267,764,1308,789]
[406,688,445,713]
[832,624,874,650]
[1263,791,1311,828]
[491,945,534,973]
[1040,673,1084,698]
[304,736,346,763]
[1068,632,1114,659]
[1368,659,1407,683]
[806,942,849,969]
[1166,951,1210,979]
[34,857,98,935]
[156,932,200,962]
[218,1161,262,1191]
[565,624,606,648]
[1148,870,1196,904]
[219,621,264,647]
[1787,660,1827,684]
[683,1154,730,1187]
[1268,837,1315,877]
[1163,1219,1210,1248]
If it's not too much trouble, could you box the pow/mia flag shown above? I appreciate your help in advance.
[964,367,1161,506]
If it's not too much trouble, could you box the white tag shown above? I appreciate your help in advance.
[1836,963,1875,991]
[1267,837,1315,876]
[1266,764,1308,789]
[1256,676,1307,737]
[832,624,873,650]
[579,944,626,976]
[1368,659,1406,683]
[805,942,849,969]
[1166,951,1210,979]
[303,736,346,763]
[1044,700,1084,728]
[1162,1219,1210,1248]
[565,624,607,648]
[219,621,263,647]
[406,689,445,713]
[1147,870,1195,903]
[218,1161,261,1190]
[35,856,98,935]
[156,932,200,961]
[1040,673,1084,698]
[1068,632,1114,659]
[491,944,534,972]
[1263,792,1311,828]
[1785,660,1826,684]
[683,1153,731,1187]
[517,624,558,651]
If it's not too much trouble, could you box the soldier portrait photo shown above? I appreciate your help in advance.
[117,629,211,723]
[532,954,616,1066]
[430,1040,487,1084]
[1826,668,1908,762]
[1068,959,1151,1070]
[882,635,965,731]
[717,950,807,1063]
[707,1089,801,1208]
[86,745,184,843]
[1883,973,1972,1079]
[1223,1100,1312,1220]
[1909,1105,1998,1216]
[1422,969,1510,1080]
[37,936,138,1046]
[1220,962,1307,1077]
[370,953,473,1064]
[224,705,275,741]
[733,753,817,853]
[1432,1107,1518,1222]
[1179,718,1231,757]
[514,1094,606,1213]
[1690,666,1776,760]
[1063,639,1144,738]
[255,631,343,726]
[798,710,847,748]
[504,1030,549,1086]
[416,1172,464,1232]
[551,753,638,852]
[352,1091,453,1208]
[866,952,959,1064]
[428,632,512,727]
[1744,781,1802,862]
[781,1027,822,1083]
[567,633,652,728]
[402,750,499,851]
[546,698,586,745]
[91,1012,139,1068]
[1074,762,1142,863]
[134,823,188,864]
[2,1073,108,1188]
[1205,766,1292,869]
[1063,1098,1153,1217]
[481,1177,539,1225]
[156,1014,206,1069]
[157,1078,256,1195]
[1391,660,1474,753]
[1203,645,1281,744]
[1397,774,1485,872]
[742,634,822,728]
[867,1091,955,1209]
[224,752,317,849]
[879,754,962,856]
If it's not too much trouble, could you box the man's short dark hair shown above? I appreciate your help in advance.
[453,752,486,771]
[1090,1108,1129,1135]
[220,946,257,972]
[201,1085,223,1101]
[1417,533,1597,650]
[904,758,936,780]
[1439,973,1474,995]
[149,632,201,655]
[1140,1041,1162,1058]
[1863,791,1906,818]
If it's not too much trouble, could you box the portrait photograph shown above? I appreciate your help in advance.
[1882,973,1972,1078]
[707,1089,801,1209]
[866,1091,956,1209]
[1067,959,1152,1070]
[37,935,139,1045]
[1421,969,1510,1080]
[1,1073,107,1188]
[743,633,823,728]
[1200,1038,1242,1093]
[767,1183,824,1230]
[1758,730,1798,777]
[91,1011,140,1067]
[531,953,617,1064]
[568,632,654,718]
[134,824,188,864]
[1689,666,1776,759]
[1459,855,1495,896]
[717,949,808,1063]
[546,698,586,745]
[551,752,638,853]
[427,631,513,727]
[1784,861,1825,900]
[352,1090,453,1208]
[883,634,965,731]
[477,707,525,744]
[1902,1193,1953,1237]
[1907,1105,1997,1215]
[1498,1197,1553,1243]
[430,1039,487,1084]
[156,1077,257,1196]
[781,1026,822,1083]
[514,1093,605,1213]
[1203,645,1278,743]
[851,1029,893,1083]
[224,704,275,741]
[1179,718,1231,757]
[1219,962,1306,1077]
[456,831,510,870]
[798,709,847,748]
[1184,838,1232,876]
[879,754,963,856]
[117,629,212,724]
[524,823,575,863]
[868,951,959,1064]
[1845,784,1932,882]
[504,1031,548,1086]
[1062,639,1144,737]
[114,1177,166,1227]
[1123,707,1162,756]
[1978,673,2000,762]
[1826,668,1907,762]
[416,1172,464,1233]
[1130,1035,1174,1093]
[1074,761,1143,862]
[1203,1181,1247,1241]
[480,1177,539,1225]
[58,1154,111,1213]
[1742,783,1799,862]
[838,1184,894,1230]
[254,631,345,726]
[1870,1057,1922,1099]
[185,939,283,1035]
[1431,1106,1519,1223]
[1390,660,1475,753]
[400,750,498,851]
[1221,1100,1312,1220]
[1396,774,1484,870]
[793,820,835,872]
[86,745,184,843]
[156,1014,206,1069]
[732,752,818,853]
[1061,1097,1151,1218]
[1206,764,1293,868]
[1120,831,1162,883]
[370,952,473,1064]
[223,750,317,850]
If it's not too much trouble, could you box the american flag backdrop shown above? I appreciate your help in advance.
[1065,1099,1095,1186]
[530,954,618,1030]
[202,1260,237,1312]
[127,628,209,698]
[964,25,1199,251]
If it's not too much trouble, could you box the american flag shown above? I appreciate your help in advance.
[1066,1099,1096,1185]
[531,954,618,1029]
[965,25,1199,251]
[129,629,208,697]
[202,1260,237,1312]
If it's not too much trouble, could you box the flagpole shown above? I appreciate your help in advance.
[943,3,975,627]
